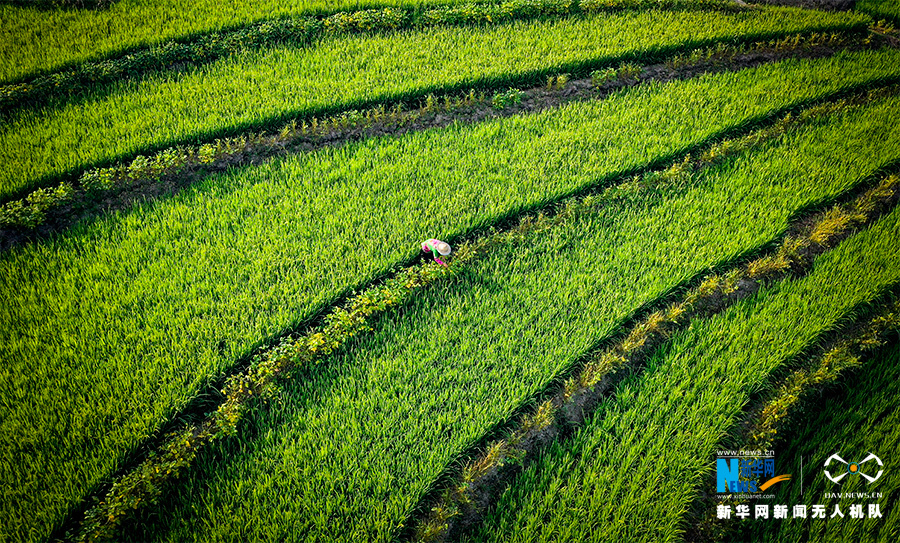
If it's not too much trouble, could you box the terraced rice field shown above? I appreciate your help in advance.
[1,0,898,542]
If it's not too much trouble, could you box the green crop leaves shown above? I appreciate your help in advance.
[0,16,323,111]
[72,257,459,541]
[0,0,450,84]
[0,6,868,201]
[0,0,745,89]
[589,61,642,86]
[857,0,900,27]
[418,0,576,27]
[472,95,900,543]
[0,0,743,111]
[4,29,860,233]
[590,67,618,85]
[123,85,900,543]
[418,166,900,543]
[479,207,900,543]
[0,183,74,228]
[4,50,900,543]
[746,297,900,452]
[746,335,900,543]
[491,88,525,109]
[322,7,410,33]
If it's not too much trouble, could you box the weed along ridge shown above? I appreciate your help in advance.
[4,2,900,543]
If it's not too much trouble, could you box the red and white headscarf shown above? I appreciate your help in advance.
[421,239,451,266]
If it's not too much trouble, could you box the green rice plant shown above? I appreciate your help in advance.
[491,88,525,108]
[473,203,900,543]
[688,295,900,542]
[69,89,898,543]
[0,16,324,114]
[0,0,734,93]
[579,0,726,7]
[72,257,457,542]
[616,60,643,79]
[417,0,578,27]
[0,0,467,84]
[0,7,869,201]
[106,92,900,543]
[414,166,900,543]
[321,6,410,33]
[590,66,618,85]
[4,32,874,232]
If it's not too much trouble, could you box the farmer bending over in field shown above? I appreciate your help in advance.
[421,238,451,266]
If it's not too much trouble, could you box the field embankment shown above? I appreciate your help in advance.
[0,6,868,202]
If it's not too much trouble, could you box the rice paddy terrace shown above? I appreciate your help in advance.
[1,0,899,541]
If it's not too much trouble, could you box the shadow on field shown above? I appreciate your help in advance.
[746,333,900,543]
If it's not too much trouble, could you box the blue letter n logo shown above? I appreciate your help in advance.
[717,459,738,492]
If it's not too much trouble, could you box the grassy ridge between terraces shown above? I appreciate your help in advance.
[0,7,867,201]
[472,196,900,543]
[0,0,470,84]
[746,341,900,543]
[113,92,900,543]
[1,51,898,543]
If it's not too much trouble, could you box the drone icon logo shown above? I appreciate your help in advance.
[824,453,884,484]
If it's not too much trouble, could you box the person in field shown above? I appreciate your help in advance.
[421,238,451,266]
